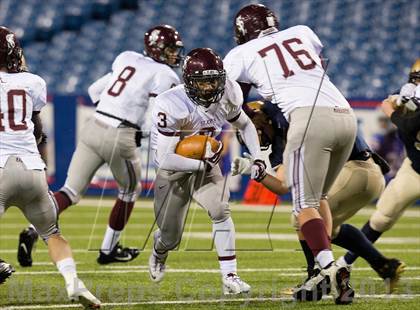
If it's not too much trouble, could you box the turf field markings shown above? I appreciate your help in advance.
[2,233,418,244]
[2,294,420,309]
[102,265,420,272]
[3,199,420,217]
[1,248,420,254]
[2,223,420,229]
[5,265,420,272]
[11,266,420,275]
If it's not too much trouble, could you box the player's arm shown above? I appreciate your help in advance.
[32,111,43,143]
[391,109,420,134]
[231,153,288,195]
[88,73,111,105]
[382,95,420,133]
[31,111,48,164]
[31,77,48,164]
[260,173,288,195]
[230,112,261,159]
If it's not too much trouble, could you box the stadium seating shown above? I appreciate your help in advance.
[0,0,418,98]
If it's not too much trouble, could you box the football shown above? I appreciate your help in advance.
[175,135,220,160]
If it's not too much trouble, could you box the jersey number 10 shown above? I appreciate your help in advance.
[0,89,28,131]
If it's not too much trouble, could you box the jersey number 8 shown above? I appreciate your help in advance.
[107,66,136,97]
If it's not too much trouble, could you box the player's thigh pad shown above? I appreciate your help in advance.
[321,110,357,195]
[370,158,420,232]
[284,107,335,214]
[329,159,384,236]
[1,158,59,240]
[98,123,137,162]
[24,189,60,241]
[62,120,106,203]
[101,124,140,200]
[153,170,194,250]
[192,166,230,223]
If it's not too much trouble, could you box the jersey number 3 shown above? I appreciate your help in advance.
[258,38,316,78]
[0,89,28,132]
[107,66,136,97]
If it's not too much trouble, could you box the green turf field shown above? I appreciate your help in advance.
[0,198,419,309]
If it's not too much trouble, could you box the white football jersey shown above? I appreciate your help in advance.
[224,26,350,119]
[150,78,243,151]
[0,71,46,169]
[91,51,180,128]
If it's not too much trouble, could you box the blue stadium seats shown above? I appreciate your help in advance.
[0,0,417,98]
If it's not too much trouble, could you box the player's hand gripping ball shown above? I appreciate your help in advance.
[175,135,222,162]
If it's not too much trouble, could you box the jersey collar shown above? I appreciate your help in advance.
[258,27,279,38]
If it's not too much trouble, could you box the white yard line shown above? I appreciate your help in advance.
[10,266,420,275]
[8,197,415,217]
[2,232,418,244]
[1,248,420,254]
[102,265,420,272]
[2,223,420,229]
[2,294,420,309]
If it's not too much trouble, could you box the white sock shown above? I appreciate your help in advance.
[213,217,236,276]
[100,225,121,255]
[316,250,335,268]
[219,258,237,277]
[29,224,36,230]
[56,257,77,287]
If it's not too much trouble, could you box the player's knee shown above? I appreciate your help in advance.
[331,225,341,239]
[209,203,231,223]
[159,232,182,251]
[117,188,139,203]
[290,213,299,231]
[369,210,396,232]
[60,185,81,205]
[34,222,61,243]
[118,178,141,202]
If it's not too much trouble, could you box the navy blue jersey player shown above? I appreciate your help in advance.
[343,59,420,289]
[233,100,405,296]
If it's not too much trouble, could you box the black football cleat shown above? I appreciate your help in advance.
[97,243,140,265]
[333,265,355,305]
[372,258,406,293]
[17,227,39,267]
[0,259,15,284]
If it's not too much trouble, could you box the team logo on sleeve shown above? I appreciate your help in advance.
[6,34,15,53]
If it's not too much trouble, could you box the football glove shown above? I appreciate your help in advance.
[232,153,267,182]
[231,153,253,176]
[250,158,267,182]
[204,140,223,169]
